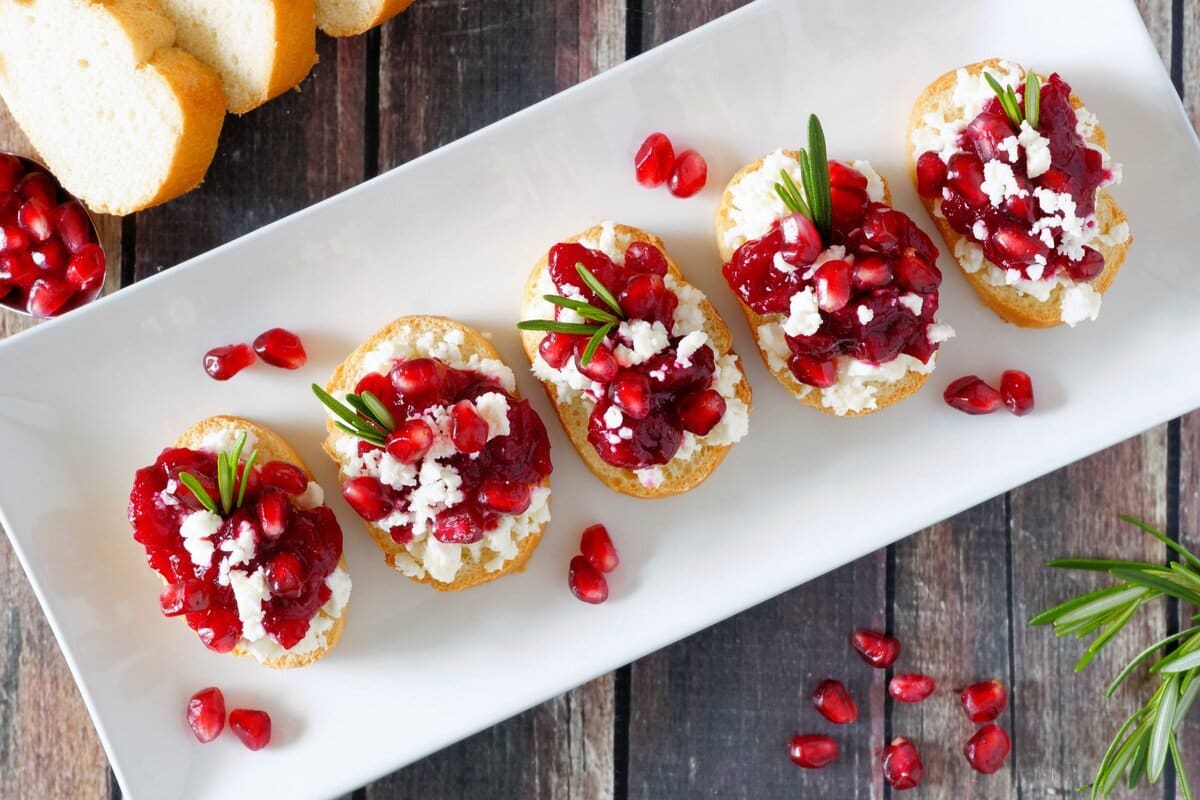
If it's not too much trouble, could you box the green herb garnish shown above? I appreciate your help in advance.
[985,70,1041,130]
[517,262,626,366]
[178,431,258,516]
[312,384,392,446]
[772,113,832,241]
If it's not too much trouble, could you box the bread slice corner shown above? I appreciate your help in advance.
[315,0,415,37]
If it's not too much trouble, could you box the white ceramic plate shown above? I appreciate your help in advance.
[0,0,1194,796]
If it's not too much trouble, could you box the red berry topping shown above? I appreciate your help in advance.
[196,609,241,653]
[960,679,1007,723]
[881,737,924,790]
[944,375,1003,415]
[186,687,225,744]
[568,555,608,604]
[624,241,669,275]
[65,244,106,293]
[17,199,53,242]
[677,388,725,436]
[257,488,290,539]
[610,370,651,420]
[159,579,211,617]
[915,152,948,198]
[634,132,675,188]
[578,344,619,382]
[390,357,446,400]
[668,149,707,198]
[789,356,837,389]
[434,507,484,544]
[26,276,75,318]
[964,723,1011,774]
[788,734,838,769]
[478,479,533,514]
[580,524,619,573]
[229,708,271,751]
[259,460,309,494]
[888,673,936,704]
[341,476,393,521]
[812,679,858,725]
[850,628,900,668]
[386,418,435,464]
[450,400,489,454]
[1000,370,1035,416]
[203,343,256,381]
[779,212,822,266]
[252,327,307,369]
[813,259,851,312]
[538,332,578,369]
[267,552,306,599]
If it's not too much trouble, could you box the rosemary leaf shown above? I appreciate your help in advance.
[516,320,605,335]
[360,390,396,431]
[236,448,258,509]
[778,169,810,218]
[1025,71,1041,128]
[580,322,614,366]
[574,262,623,317]
[177,472,218,515]
[807,113,831,237]
[217,451,233,515]
[1108,627,1200,696]
[1147,677,1178,782]
[544,294,620,324]
[984,72,1022,128]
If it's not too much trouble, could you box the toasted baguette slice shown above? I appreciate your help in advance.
[156,0,317,114]
[174,415,349,669]
[907,58,1132,328]
[716,157,931,417]
[520,223,752,498]
[323,315,551,591]
[0,0,225,215]
[316,0,414,36]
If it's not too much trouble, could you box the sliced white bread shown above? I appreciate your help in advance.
[907,58,1132,328]
[316,0,414,37]
[155,0,318,114]
[175,415,349,670]
[520,223,752,498]
[0,0,226,215]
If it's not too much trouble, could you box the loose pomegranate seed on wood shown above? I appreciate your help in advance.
[203,343,256,381]
[634,132,675,188]
[812,679,858,724]
[229,708,272,751]
[850,629,901,668]
[888,674,936,704]
[964,723,1011,774]
[580,524,619,573]
[253,327,307,369]
[944,375,1003,415]
[186,687,225,743]
[960,679,1007,723]
[1000,370,1035,416]
[568,555,608,604]
[788,734,838,769]
[881,737,924,790]
[668,149,707,198]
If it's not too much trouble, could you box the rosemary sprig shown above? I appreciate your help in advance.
[517,262,626,366]
[178,431,259,516]
[1025,72,1041,129]
[1031,516,1200,798]
[984,70,1041,130]
[772,113,832,241]
[312,384,392,446]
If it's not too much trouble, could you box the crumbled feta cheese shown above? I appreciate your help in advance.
[927,323,956,344]
[293,481,324,509]
[782,287,822,337]
[675,331,708,367]
[898,294,924,315]
[636,467,664,489]
[473,392,512,440]
[614,320,670,366]
[856,305,874,324]
[603,405,623,430]
[1017,121,1052,178]
[850,160,885,203]
[229,567,270,642]
[1060,283,1102,326]
[179,510,221,569]
[981,160,1027,207]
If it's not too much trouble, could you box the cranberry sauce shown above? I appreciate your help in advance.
[128,449,342,653]
[722,161,942,389]
[540,239,728,470]
[349,361,552,547]
[915,73,1112,282]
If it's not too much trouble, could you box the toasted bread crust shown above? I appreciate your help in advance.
[173,415,348,669]
[255,0,318,114]
[322,315,550,591]
[317,0,415,37]
[520,224,752,497]
[906,58,1132,327]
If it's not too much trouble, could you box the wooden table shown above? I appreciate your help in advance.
[0,1,1193,797]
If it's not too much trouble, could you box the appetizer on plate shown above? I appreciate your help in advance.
[519,222,751,497]
[128,416,350,668]
[909,58,1130,327]
[316,316,553,590]
[717,116,955,417]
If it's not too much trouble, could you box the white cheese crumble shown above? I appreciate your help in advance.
[782,287,822,337]
[614,319,670,366]
[229,567,269,642]
[472,392,512,440]
[675,330,708,367]
[980,160,1027,207]
[850,160,885,203]
[179,510,221,569]
[243,565,352,663]
[1060,283,1103,326]
[294,481,324,509]
[856,305,874,324]
[898,294,924,315]
[1017,120,1052,178]
[199,428,258,457]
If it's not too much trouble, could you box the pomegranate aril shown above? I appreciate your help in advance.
[634,132,676,188]
[65,243,106,293]
[57,200,95,253]
[259,460,309,494]
[881,737,924,790]
[450,400,489,454]
[390,357,446,400]
[668,149,707,198]
[966,111,1016,161]
[27,277,75,317]
[0,225,28,254]
[779,212,822,266]
[0,154,22,193]
[829,185,868,226]
[386,418,434,463]
[677,388,726,436]
[1000,370,1035,416]
[16,172,56,207]
[203,343,256,381]
[1066,246,1105,280]
[17,199,53,242]
[578,344,619,383]
[609,370,651,419]
[479,478,533,514]
[863,209,906,253]
[159,579,211,616]
[434,507,484,544]
[253,327,307,369]
[580,523,619,573]
[257,488,290,539]
[539,332,578,369]
[946,152,988,206]
[889,674,936,703]
[894,252,941,294]
[812,679,858,725]
[30,239,69,272]
[850,628,901,668]
[568,554,608,603]
[960,679,1007,723]
[1,251,37,287]
[267,552,306,598]
[813,259,852,312]
[944,375,1003,415]
[853,255,892,289]
[964,723,1011,774]
[828,160,868,191]
[186,687,226,744]
[197,609,241,653]
[915,152,948,198]
[788,735,838,769]
[624,241,669,276]
[229,709,271,751]
[618,273,678,327]
[341,476,393,521]
[790,355,837,389]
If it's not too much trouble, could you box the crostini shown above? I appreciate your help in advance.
[716,116,955,417]
[519,222,751,498]
[908,59,1130,327]
[128,416,350,669]
[316,316,553,590]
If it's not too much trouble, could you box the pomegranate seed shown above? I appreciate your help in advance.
[813,259,852,312]
[966,111,1017,161]
[252,327,307,369]
[203,343,256,381]
[863,209,906,253]
[618,273,677,327]
[1,251,37,287]
[894,253,941,293]
[16,172,56,207]
[964,724,1011,774]
[267,552,306,598]
[578,344,619,383]
[850,629,900,668]
[17,199,53,242]
[386,418,434,463]
[159,579,211,616]
[788,735,838,769]
[946,152,987,206]
[889,674,936,703]
[677,388,726,435]
[390,357,446,400]
[668,149,707,198]
[186,687,225,744]
[779,212,823,266]
[57,200,95,253]
[1066,246,1105,280]
[434,507,484,543]
[0,154,22,193]
[853,255,892,289]
[228,709,271,751]
[30,239,69,272]
[812,679,858,725]
[829,185,868,226]
[1000,370,1035,416]
[26,277,75,317]
[65,243,106,293]
[960,679,1007,723]
[450,400,489,454]
[538,332,579,369]
[915,152,948,198]
[789,355,837,389]
[624,241,669,276]
[197,609,240,653]
[568,555,608,603]
[341,476,393,521]
[882,737,924,790]
[0,225,28,254]
[634,132,676,188]
[944,376,1003,415]
[580,524,619,573]
[610,371,651,419]
[828,160,868,191]
[259,461,308,494]
[478,479,533,514]
[257,488,290,538]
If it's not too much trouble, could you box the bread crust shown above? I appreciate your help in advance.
[316,0,415,37]
[172,415,348,670]
[254,0,318,114]
[519,223,753,498]
[322,315,550,591]
[715,155,930,417]
[906,58,1132,327]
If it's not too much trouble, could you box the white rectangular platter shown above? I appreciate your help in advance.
[0,0,1196,797]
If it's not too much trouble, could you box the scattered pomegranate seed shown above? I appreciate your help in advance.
[450,400,489,454]
[960,679,1007,723]
[203,343,256,381]
[267,552,306,598]
[624,241,669,276]
[159,579,210,616]
[677,388,726,436]
[578,344,619,382]
[789,355,837,388]
[889,674,936,703]
[568,555,608,604]
[611,371,651,420]
[196,610,241,653]
[915,152,948,198]
[881,737,924,790]
[1000,370,1035,416]
[390,357,445,400]
[788,734,838,769]
[478,479,533,514]
[668,149,707,198]
[186,688,226,744]
[252,327,307,369]
[944,375,1003,415]
[257,488,290,539]
[386,418,435,464]
[813,259,852,312]
[634,132,676,188]
[779,212,822,266]
[538,332,578,369]
[812,679,858,725]
[259,460,309,494]
[26,276,75,317]
[341,475,393,521]
[850,629,900,668]
[580,524,619,573]
[228,708,272,751]
[964,723,1011,774]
